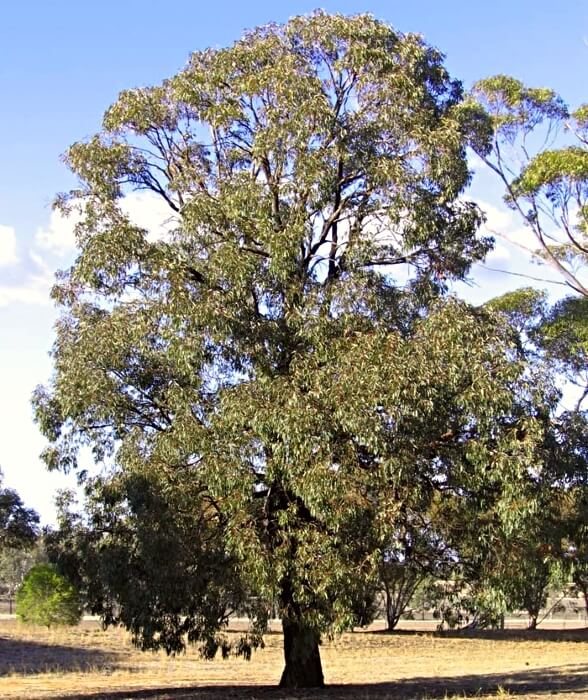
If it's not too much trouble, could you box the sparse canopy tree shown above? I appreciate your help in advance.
[470,75,588,296]
[378,496,456,630]
[544,410,588,615]
[35,13,553,688]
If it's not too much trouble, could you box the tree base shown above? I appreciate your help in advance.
[279,618,324,688]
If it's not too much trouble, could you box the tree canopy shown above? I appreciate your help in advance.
[35,13,556,687]
[0,469,39,552]
[470,75,588,296]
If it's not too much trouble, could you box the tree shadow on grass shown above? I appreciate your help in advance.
[369,626,588,644]
[50,662,588,699]
[0,635,120,675]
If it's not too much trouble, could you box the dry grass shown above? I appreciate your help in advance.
[1,619,588,699]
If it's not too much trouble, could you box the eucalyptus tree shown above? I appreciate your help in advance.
[379,507,455,631]
[470,75,588,296]
[35,13,551,687]
[483,290,588,624]
[472,74,588,601]
[0,470,39,552]
[0,472,41,614]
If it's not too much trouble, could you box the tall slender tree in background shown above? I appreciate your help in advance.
[470,76,588,624]
[470,75,588,297]
[35,13,555,687]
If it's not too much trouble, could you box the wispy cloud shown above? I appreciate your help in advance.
[0,251,53,307]
[35,207,79,256]
[0,279,52,307]
[119,190,179,242]
[34,190,178,258]
[476,200,540,261]
[0,225,18,267]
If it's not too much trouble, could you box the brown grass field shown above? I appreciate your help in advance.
[2,619,588,700]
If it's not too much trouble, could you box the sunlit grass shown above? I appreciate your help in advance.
[1,620,588,698]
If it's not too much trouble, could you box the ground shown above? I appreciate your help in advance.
[1,619,588,699]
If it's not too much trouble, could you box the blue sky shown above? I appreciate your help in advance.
[1,0,587,523]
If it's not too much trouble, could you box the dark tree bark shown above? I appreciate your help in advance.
[272,486,325,688]
[279,616,324,688]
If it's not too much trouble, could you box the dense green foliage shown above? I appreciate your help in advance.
[35,13,560,686]
[16,564,82,628]
[469,83,588,609]
[478,289,588,627]
[0,470,39,552]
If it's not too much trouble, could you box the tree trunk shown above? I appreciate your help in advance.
[383,580,397,631]
[279,617,324,688]
[386,599,400,631]
[572,574,588,623]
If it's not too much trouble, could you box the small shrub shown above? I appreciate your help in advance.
[16,563,82,627]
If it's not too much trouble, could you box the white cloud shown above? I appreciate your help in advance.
[119,190,179,242]
[34,191,178,257]
[0,269,53,307]
[0,191,177,310]
[35,208,80,256]
[0,225,18,266]
[29,251,53,276]
[476,200,540,263]
[0,248,55,307]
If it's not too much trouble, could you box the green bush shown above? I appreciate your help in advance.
[16,563,82,627]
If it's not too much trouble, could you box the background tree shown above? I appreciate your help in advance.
[0,471,41,614]
[547,411,588,615]
[536,296,588,611]
[483,289,588,625]
[16,563,82,628]
[492,511,565,630]
[34,13,554,688]
[378,496,456,631]
[470,75,588,296]
[0,542,46,614]
[0,469,39,552]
